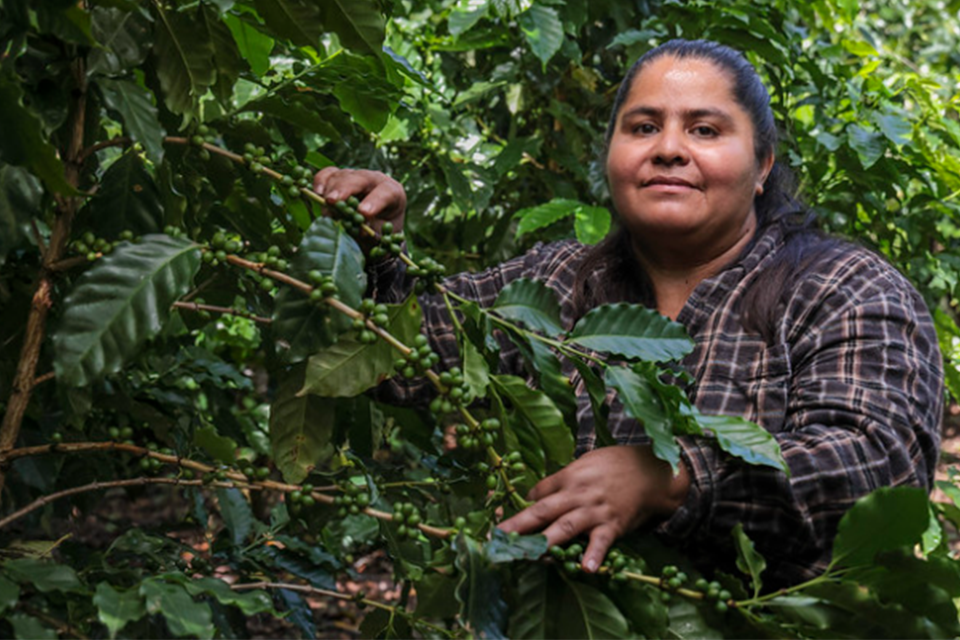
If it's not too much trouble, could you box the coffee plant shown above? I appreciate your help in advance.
[2,0,960,637]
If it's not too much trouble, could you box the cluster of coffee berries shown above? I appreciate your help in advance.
[279,165,314,199]
[203,231,245,267]
[107,426,136,444]
[600,548,637,585]
[333,481,371,517]
[691,576,733,613]
[237,458,271,481]
[138,454,164,474]
[550,543,587,575]
[287,483,317,514]
[71,230,133,262]
[163,225,186,238]
[454,417,501,451]
[408,256,446,294]
[427,367,473,415]
[307,270,339,304]
[351,298,389,343]
[368,222,405,261]
[330,197,367,234]
[242,143,271,174]
[392,502,422,540]
[190,124,217,160]
[395,334,440,378]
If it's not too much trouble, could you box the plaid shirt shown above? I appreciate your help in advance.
[370,224,943,584]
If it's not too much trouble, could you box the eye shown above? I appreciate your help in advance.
[632,122,658,134]
[692,125,718,137]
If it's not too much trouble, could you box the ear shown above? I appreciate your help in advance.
[757,152,775,190]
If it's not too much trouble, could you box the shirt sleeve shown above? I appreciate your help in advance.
[657,262,944,583]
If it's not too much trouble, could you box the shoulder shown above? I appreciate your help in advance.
[780,234,935,346]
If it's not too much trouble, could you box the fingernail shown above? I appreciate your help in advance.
[327,191,339,200]
[358,202,371,214]
[584,558,598,573]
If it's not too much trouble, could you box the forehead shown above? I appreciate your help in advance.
[622,56,741,113]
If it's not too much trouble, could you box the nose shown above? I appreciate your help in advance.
[653,124,689,166]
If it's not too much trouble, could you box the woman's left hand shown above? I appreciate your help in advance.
[498,445,690,573]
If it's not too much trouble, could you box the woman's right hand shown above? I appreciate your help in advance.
[313,167,407,237]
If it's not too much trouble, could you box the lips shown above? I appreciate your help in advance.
[642,176,698,188]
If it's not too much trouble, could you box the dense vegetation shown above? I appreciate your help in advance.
[2,0,960,637]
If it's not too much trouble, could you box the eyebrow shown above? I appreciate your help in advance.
[619,105,736,126]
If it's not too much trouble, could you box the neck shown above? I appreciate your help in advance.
[632,216,758,320]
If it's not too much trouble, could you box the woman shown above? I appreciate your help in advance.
[313,40,943,585]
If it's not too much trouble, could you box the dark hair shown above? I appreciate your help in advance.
[573,39,835,342]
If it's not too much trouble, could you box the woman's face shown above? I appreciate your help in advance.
[606,56,773,259]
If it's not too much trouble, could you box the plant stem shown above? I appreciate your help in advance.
[0,55,88,505]
[172,300,272,324]
[0,476,257,530]
[0,441,451,538]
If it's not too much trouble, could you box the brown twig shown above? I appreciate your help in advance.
[32,371,55,388]
[0,442,452,538]
[0,475,261,531]
[76,136,131,165]
[0,55,88,504]
[172,300,272,324]
[46,254,91,272]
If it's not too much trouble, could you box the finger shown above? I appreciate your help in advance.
[526,471,565,502]
[539,510,593,549]
[581,524,617,573]
[498,493,571,535]
[358,178,406,219]
[319,170,374,202]
[313,166,340,195]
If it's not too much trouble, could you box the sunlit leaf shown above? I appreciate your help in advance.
[732,523,766,598]
[223,12,274,76]
[514,198,579,239]
[98,77,165,164]
[695,413,788,473]
[517,4,563,68]
[94,582,146,639]
[139,579,214,638]
[574,204,611,245]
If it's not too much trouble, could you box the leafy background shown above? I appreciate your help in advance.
[2,0,960,637]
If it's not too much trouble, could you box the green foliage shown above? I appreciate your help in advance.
[1,0,959,638]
